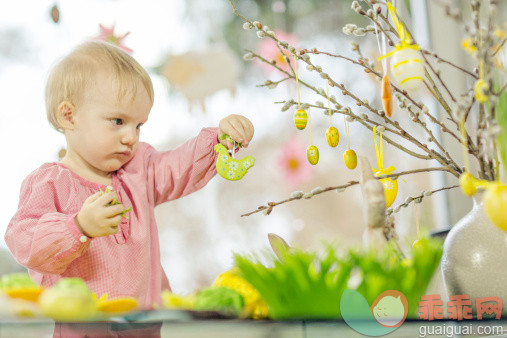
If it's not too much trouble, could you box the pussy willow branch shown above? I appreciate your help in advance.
[492,36,507,57]
[231,0,468,174]
[422,53,456,103]
[421,50,478,79]
[386,185,460,216]
[308,48,463,145]
[241,167,453,217]
[252,46,462,174]
[372,6,457,123]
[257,77,291,88]
[292,101,434,160]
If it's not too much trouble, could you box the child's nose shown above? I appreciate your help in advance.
[121,127,137,145]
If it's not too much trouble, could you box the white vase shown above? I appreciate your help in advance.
[441,193,507,315]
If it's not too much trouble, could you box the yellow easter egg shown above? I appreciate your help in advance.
[307,145,319,165]
[326,126,339,147]
[390,47,424,92]
[484,183,507,231]
[379,177,398,208]
[294,109,308,130]
[343,149,357,169]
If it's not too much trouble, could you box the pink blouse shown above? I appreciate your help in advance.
[5,127,219,310]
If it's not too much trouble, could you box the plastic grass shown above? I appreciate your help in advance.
[234,237,443,319]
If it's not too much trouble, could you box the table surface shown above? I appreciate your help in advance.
[1,312,506,338]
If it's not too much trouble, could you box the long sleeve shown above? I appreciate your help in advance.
[5,168,91,275]
[136,127,219,206]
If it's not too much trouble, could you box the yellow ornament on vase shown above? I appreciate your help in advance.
[343,149,357,169]
[307,145,319,165]
[294,109,308,130]
[459,172,479,196]
[326,126,339,147]
[483,182,507,231]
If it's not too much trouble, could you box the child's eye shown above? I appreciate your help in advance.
[136,123,143,130]
[111,118,123,125]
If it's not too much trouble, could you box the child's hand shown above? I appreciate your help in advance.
[75,191,126,238]
[218,114,254,149]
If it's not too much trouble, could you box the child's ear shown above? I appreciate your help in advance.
[57,101,76,130]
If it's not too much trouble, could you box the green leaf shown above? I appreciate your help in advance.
[495,89,507,174]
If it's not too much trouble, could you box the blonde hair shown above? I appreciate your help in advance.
[45,40,154,133]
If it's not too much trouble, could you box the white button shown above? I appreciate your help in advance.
[106,185,113,190]
[80,236,88,243]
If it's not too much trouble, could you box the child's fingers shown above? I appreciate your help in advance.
[105,215,122,228]
[96,192,118,206]
[85,191,102,203]
[102,204,126,218]
[221,130,242,149]
[239,118,254,146]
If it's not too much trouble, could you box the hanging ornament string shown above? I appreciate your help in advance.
[344,116,351,149]
[293,54,313,145]
[326,81,332,127]
[293,54,302,110]
[372,126,397,176]
[373,23,386,73]
[379,2,419,61]
[373,126,384,172]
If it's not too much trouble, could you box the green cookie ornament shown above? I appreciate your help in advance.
[215,143,255,181]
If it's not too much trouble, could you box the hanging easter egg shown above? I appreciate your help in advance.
[374,167,398,208]
[294,109,308,130]
[390,47,424,92]
[307,145,319,165]
[381,75,393,117]
[214,144,255,181]
[483,182,507,231]
[343,149,357,170]
[326,126,339,147]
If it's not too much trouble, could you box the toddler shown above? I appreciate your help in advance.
[5,41,254,319]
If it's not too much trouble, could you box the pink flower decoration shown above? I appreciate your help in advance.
[94,24,133,54]
[256,30,298,74]
[278,137,314,186]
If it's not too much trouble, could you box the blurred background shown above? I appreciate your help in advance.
[0,0,505,294]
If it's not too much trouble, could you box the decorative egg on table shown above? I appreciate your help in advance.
[390,47,424,92]
[307,145,319,165]
[294,109,308,130]
[326,126,339,147]
[374,166,398,208]
[343,149,357,170]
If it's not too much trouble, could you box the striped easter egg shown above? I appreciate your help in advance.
[326,126,339,147]
[294,109,308,130]
[307,145,319,165]
[390,47,424,92]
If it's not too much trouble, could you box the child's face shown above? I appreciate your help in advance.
[66,68,152,176]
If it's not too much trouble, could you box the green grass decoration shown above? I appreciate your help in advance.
[350,237,443,317]
[234,237,443,320]
[235,246,352,319]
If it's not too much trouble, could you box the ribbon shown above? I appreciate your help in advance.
[378,2,420,61]
[372,126,396,175]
